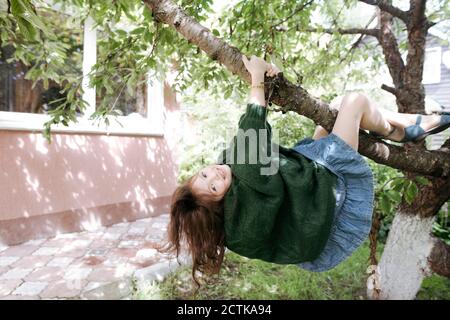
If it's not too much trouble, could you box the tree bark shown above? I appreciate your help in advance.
[358,0,410,23]
[402,0,428,114]
[367,211,450,299]
[378,11,405,92]
[367,212,436,300]
[429,238,450,277]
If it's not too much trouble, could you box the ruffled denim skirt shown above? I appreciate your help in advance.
[291,133,374,272]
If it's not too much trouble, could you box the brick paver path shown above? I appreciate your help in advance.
[0,214,172,299]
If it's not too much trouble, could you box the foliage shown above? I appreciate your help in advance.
[3,0,435,136]
[369,159,448,243]
[176,94,244,183]
[433,202,450,244]
[0,0,85,136]
[133,242,449,300]
[3,0,449,144]
[268,110,315,148]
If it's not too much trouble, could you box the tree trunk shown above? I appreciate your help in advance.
[368,175,450,299]
[367,212,436,300]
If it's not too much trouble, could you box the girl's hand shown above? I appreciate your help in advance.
[266,64,281,77]
[242,55,281,78]
[242,55,269,77]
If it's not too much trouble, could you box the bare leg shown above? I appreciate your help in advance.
[312,126,329,140]
[332,93,445,149]
[312,96,341,140]
[316,93,443,147]
[375,108,441,141]
[332,93,394,150]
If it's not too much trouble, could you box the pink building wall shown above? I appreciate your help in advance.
[0,83,182,246]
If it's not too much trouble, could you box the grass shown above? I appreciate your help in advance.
[134,242,450,300]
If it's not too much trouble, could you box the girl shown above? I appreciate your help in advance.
[164,55,450,284]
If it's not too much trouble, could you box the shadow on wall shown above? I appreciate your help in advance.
[0,131,178,246]
[0,79,183,246]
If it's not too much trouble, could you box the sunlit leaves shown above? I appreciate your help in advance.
[3,0,450,143]
[10,0,49,41]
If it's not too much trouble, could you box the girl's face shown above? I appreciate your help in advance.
[191,164,232,201]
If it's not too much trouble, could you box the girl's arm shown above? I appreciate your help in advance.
[242,55,280,106]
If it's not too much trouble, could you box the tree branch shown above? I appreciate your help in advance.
[338,13,378,65]
[359,0,409,23]
[410,0,427,29]
[303,27,380,37]
[426,20,437,29]
[271,0,314,29]
[381,84,397,95]
[377,11,406,105]
[143,0,450,177]
[403,0,428,112]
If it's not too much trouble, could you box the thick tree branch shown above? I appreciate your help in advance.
[148,0,251,83]
[425,20,437,29]
[359,0,409,23]
[381,84,397,95]
[429,238,450,277]
[303,27,380,37]
[410,0,427,28]
[403,0,428,112]
[143,0,450,177]
[378,11,405,92]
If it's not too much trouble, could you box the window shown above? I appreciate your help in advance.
[423,47,442,85]
[0,11,164,136]
[0,9,82,114]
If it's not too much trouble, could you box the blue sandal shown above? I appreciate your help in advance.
[401,112,450,143]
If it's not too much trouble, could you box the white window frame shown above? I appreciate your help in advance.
[423,46,442,85]
[0,16,164,137]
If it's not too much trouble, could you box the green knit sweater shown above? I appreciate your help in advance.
[217,103,338,264]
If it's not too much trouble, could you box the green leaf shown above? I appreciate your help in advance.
[415,176,429,186]
[405,181,418,205]
[223,85,233,99]
[116,29,128,37]
[380,194,392,216]
[387,191,402,203]
[21,11,49,33]
[10,0,26,16]
[16,16,38,41]
[127,73,138,96]
[143,7,153,21]
[390,178,405,192]
[144,30,153,43]
[212,29,220,36]
[131,27,146,35]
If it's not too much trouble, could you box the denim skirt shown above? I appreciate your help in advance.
[291,133,374,272]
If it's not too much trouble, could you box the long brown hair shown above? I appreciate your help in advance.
[161,175,226,286]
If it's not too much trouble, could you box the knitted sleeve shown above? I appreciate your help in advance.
[225,103,279,187]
